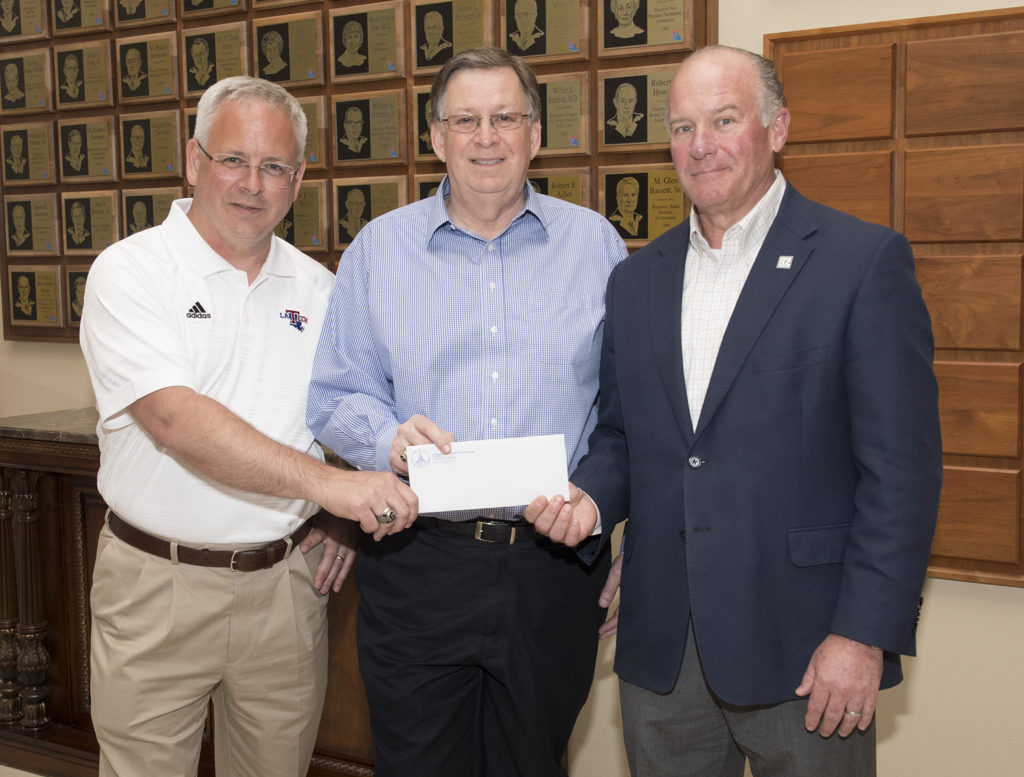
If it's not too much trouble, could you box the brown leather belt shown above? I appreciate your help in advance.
[413,516,541,545]
[108,512,312,572]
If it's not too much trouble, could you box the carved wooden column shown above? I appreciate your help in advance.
[11,470,49,730]
[0,470,21,725]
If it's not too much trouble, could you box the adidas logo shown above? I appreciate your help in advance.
[186,301,212,319]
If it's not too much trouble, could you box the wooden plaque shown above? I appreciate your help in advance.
[2,122,55,185]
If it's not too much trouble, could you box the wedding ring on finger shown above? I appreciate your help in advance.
[844,709,863,717]
[335,553,345,562]
[399,449,407,462]
[377,507,396,525]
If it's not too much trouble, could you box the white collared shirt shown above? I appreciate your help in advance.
[681,171,787,429]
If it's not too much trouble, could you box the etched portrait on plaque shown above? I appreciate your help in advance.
[116,0,177,27]
[67,267,88,324]
[185,33,216,91]
[53,0,109,34]
[124,194,153,234]
[414,88,434,158]
[120,43,149,98]
[0,0,23,37]
[333,91,404,164]
[120,111,181,178]
[54,41,112,109]
[599,66,673,150]
[3,129,29,181]
[123,119,151,173]
[8,265,60,327]
[331,3,403,82]
[335,177,407,247]
[64,197,92,249]
[6,201,34,251]
[117,33,177,101]
[120,187,180,237]
[600,164,685,244]
[4,193,58,254]
[507,0,544,56]
[57,49,83,103]
[183,23,245,96]
[61,124,87,177]
[1,59,27,109]
[337,185,370,243]
[607,174,645,239]
[599,0,694,55]
[254,13,322,86]
[116,0,145,23]
[62,191,118,254]
[416,5,453,68]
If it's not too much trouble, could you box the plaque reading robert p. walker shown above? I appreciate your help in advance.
[62,190,118,254]
[335,176,407,246]
[59,117,116,182]
[182,22,246,96]
[599,164,684,243]
[4,193,59,254]
[331,3,403,82]
[1,49,51,115]
[118,33,178,102]
[525,167,590,207]
[334,91,404,165]
[121,110,181,179]
[8,265,61,327]
[55,41,112,108]
[599,65,673,150]
[275,181,327,252]
[599,0,694,55]
[537,73,588,155]
[3,123,54,186]
[502,0,586,61]
[254,12,322,87]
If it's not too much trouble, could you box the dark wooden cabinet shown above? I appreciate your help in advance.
[0,409,375,776]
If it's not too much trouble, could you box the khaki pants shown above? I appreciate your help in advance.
[90,522,329,777]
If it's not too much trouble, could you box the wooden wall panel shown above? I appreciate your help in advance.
[781,151,892,226]
[916,256,1023,351]
[906,31,1024,137]
[904,146,1024,243]
[934,361,1021,458]
[932,466,1020,565]
[781,44,894,143]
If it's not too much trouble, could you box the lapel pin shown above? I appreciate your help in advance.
[776,255,793,270]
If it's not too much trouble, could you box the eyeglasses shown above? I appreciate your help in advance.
[440,113,532,133]
[195,140,298,188]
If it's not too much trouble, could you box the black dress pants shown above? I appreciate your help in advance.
[356,524,610,777]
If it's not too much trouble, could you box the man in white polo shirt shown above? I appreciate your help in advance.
[80,76,417,777]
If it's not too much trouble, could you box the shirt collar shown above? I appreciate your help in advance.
[689,170,787,255]
[168,198,294,279]
[426,176,548,243]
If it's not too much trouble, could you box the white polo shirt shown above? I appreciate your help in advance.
[80,199,335,543]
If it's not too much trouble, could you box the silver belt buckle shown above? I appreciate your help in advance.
[474,519,515,544]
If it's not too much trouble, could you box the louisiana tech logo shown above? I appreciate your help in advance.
[280,309,308,332]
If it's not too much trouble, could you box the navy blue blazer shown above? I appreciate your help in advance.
[574,185,942,704]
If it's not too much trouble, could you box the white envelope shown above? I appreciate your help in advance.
[407,434,569,513]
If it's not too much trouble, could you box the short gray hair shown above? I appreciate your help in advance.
[193,75,307,160]
[429,47,541,125]
[686,45,786,127]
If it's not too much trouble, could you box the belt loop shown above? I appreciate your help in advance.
[169,540,179,565]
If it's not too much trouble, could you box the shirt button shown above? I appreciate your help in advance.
[490,325,498,334]
[688,456,703,469]
[487,243,495,252]
[490,418,498,428]
[490,281,496,291]
[491,371,499,381]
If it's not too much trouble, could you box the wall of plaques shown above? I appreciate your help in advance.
[1,0,716,343]
[767,7,1024,588]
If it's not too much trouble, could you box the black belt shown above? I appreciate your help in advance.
[107,512,312,571]
[413,516,540,544]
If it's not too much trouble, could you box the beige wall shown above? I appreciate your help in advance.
[568,2,1024,776]
[3,1,1023,775]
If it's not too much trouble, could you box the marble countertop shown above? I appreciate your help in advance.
[0,407,99,445]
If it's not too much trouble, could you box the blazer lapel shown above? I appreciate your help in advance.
[647,223,695,444]
[693,191,816,440]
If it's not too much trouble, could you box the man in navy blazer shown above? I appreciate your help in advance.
[526,46,942,776]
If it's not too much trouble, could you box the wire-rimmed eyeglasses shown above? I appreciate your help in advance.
[440,113,533,133]
[195,140,299,188]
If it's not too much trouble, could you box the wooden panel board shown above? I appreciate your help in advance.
[906,31,1024,137]
[934,361,1021,458]
[905,146,1024,243]
[916,255,1023,351]
[932,466,1020,564]
[781,151,892,226]
[780,44,894,143]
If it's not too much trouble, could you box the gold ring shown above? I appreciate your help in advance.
[399,449,407,462]
[335,553,345,561]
